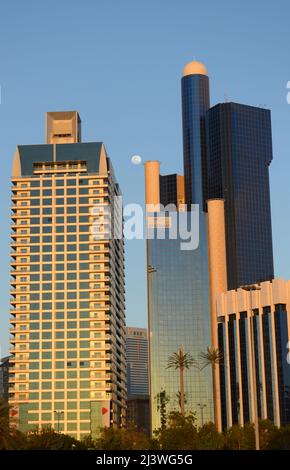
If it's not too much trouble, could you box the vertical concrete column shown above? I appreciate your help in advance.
[207,198,228,431]
[144,161,160,211]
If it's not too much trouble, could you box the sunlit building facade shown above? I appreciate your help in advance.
[216,279,290,429]
[9,112,126,439]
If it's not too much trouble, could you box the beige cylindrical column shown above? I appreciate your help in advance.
[144,161,160,210]
[207,199,227,345]
[176,175,185,209]
[207,198,227,432]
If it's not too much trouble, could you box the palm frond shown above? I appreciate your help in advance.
[166,348,196,370]
[199,347,223,370]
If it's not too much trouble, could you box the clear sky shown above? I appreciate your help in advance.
[0,0,290,356]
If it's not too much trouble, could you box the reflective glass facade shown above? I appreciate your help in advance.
[148,213,213,431]
[274,305,290,426]
[146,67,213,432]
[159,174,178,207]
[206,102,274,290]
[182,74,209,209]
[126,327,149,398]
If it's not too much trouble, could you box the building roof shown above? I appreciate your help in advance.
[182,61,208,77]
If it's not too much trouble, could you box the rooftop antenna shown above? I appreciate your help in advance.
[224,91,229,103]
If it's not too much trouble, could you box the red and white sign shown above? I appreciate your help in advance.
[101,401,110,427]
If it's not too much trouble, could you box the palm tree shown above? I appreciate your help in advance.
[167,348,195,416]
[176,390,187,409]
[200,347,223,428]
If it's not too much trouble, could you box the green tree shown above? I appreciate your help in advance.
[155,389,170,429]
[197,422,224,449]
[96,426,151,450]
[0,399,26,450]
[223,423,255,450]
[0,399,13,450]
[258,419,277,449]
[155,411,198,450]
[27,428,84,450]
[167,348,195,416]
[81,434,98,450]
[267,426,290,450]
[176,390,187,409]
[200,347,223,428]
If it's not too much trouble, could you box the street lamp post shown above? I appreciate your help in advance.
[54,410,64,433]
[241,284,261,451]
[197,403,207,427]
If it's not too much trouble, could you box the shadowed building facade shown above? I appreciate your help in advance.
[126,327,150,434]
[159,174,185,209]
[0,356,10,402]
[126,327,149,398]
[9,112,126,439]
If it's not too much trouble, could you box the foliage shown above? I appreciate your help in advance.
[199,347,224,430]
[167,348,195,416]
[197,422,225,449]
[223,423,255,450]
[258,419,277,449]
[0,399,26,450]
[167,349,195,370]
[199,347,223,370]
[155,411,198,450]
[1,397,290,451]
[26,428,85,450]
[81,434,98,450]
[155,389,170,429]
[96,425,151,450]
[267,426,290,450]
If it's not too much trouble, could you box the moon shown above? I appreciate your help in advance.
[131,155,142,165]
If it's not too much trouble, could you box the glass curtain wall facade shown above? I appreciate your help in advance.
[216,279,290,429]
[147,216,213,431]
[146,63,214,432]
[9,112,126,440]
[126,327,149,398]
[159,174,185,209]
[126,327,150,434]
[206,103,274,290]
[182,71,209,210]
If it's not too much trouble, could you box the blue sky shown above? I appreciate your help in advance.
[0,0,290,355]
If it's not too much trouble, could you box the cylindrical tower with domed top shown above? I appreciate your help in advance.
[181,61,210,211]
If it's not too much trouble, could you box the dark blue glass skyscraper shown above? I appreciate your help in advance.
[182,61,210,209]
[206,102,274,290]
